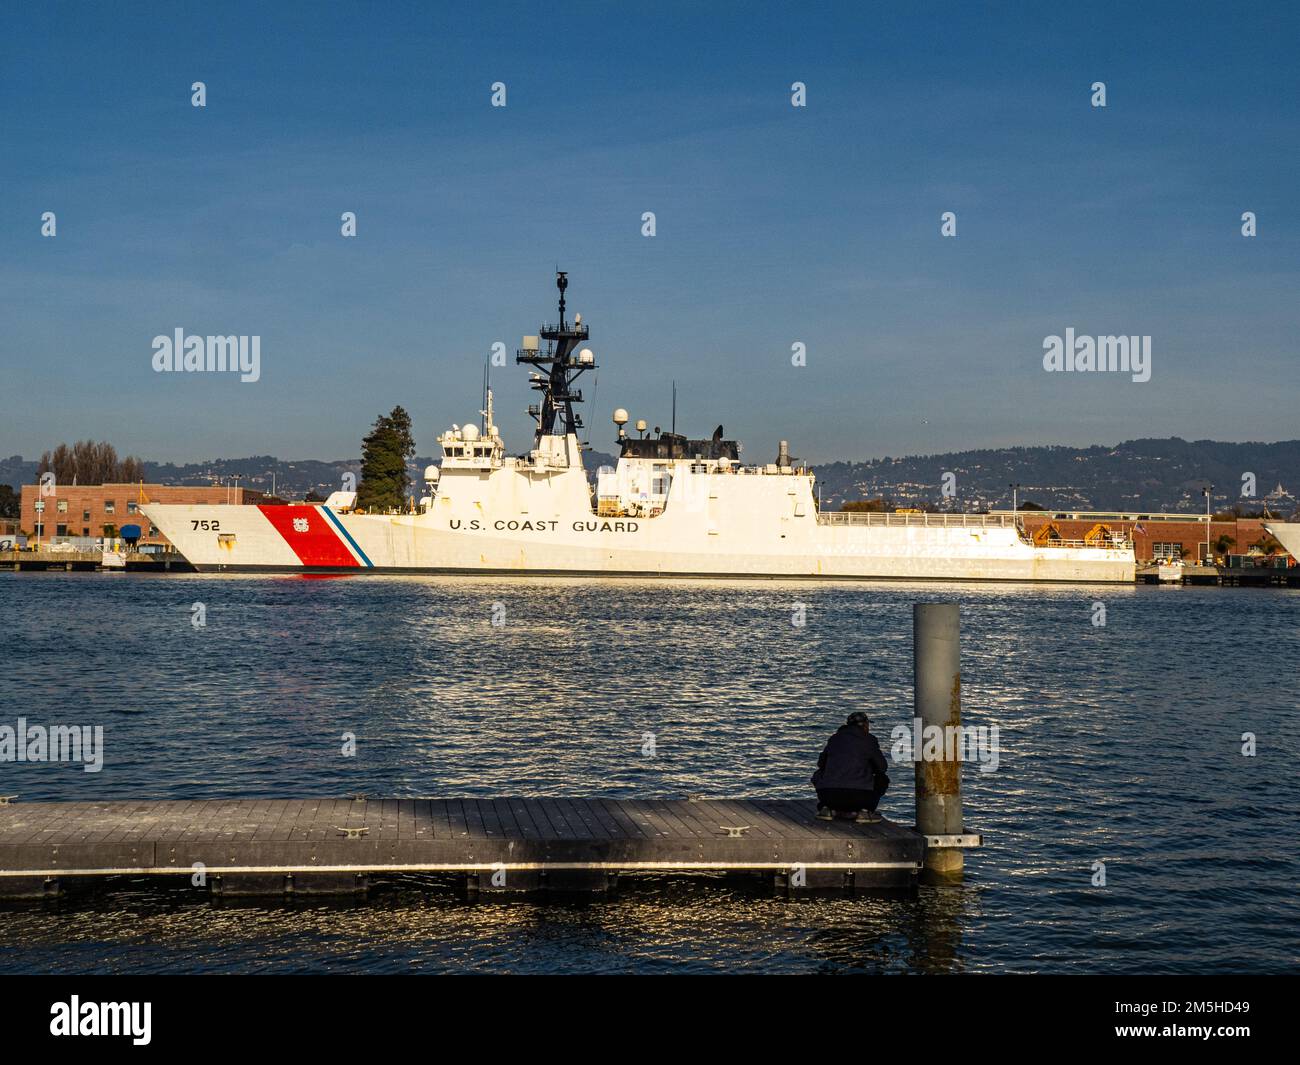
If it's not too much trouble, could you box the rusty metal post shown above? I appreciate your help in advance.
[913,603,964,881]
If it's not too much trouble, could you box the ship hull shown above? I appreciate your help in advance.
[142,501,1135,582]
[1263,522,1300,564]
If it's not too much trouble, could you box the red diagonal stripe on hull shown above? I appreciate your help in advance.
[258,505,359,567]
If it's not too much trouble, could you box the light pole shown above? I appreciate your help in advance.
[1203,484,1213,564]
[1009,482,1020,517]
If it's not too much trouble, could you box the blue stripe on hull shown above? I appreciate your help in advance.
[318,506,374,567]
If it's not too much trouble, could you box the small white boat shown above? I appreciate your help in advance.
[1156,558,1184,582]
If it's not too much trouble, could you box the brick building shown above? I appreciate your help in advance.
[1000,509,1288,564]
[19,483,267,547]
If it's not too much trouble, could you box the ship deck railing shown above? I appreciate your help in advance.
[1029,537,1131,549]
[537,322,589,338]
[817,511,1018,528]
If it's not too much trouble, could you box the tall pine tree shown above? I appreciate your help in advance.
[356,406,416,511]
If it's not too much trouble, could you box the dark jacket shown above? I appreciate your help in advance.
[812,725,889,791]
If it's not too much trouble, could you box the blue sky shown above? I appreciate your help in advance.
[1,1,1296,464]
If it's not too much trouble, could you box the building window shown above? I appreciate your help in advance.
[104,501,116,514]
[82,509,90,521]
[56,524,68,537]
[127,502,138,514]
[57,499,68,513]
[82,527,89,536]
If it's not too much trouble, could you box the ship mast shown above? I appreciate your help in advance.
[516,271,596,442]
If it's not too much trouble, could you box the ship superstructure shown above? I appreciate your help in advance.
[142,274,1135,581]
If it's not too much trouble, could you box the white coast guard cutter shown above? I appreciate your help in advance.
[143,273,1135,582]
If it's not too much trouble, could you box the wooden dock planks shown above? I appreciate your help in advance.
[0,797,926,896]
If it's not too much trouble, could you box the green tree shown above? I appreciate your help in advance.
[38,440,147,484]
[356,406,416,512]
[0,485,18,520]
[1253,534,1282,556]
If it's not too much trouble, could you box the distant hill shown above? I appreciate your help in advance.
[0,453,362,501]
[811,438,1300,514]
[0,456,37,490]
[0,450,621,499]
[4,439,1297,514]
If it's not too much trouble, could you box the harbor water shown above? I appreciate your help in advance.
[1,572,1297,973]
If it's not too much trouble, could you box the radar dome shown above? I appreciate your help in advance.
[423,465,440,482]
[462,423,480,441]
[613,408,629,426]
[578,348,595,365]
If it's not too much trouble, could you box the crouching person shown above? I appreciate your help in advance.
[812,711,890,824]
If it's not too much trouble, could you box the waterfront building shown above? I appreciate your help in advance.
[18,483,267,547]
[1000,510,1289,564]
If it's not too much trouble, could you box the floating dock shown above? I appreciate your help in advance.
[0,797,966,898]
